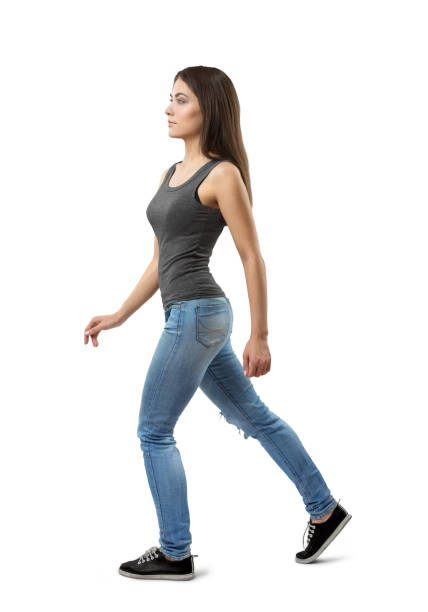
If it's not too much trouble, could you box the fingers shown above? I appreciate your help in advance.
[243,355,271,377]
[84,318,96,344]
[90,328,100,345]
[84,329,100,347]
[255,359,270,376]
[84,327,93,344]
[84,321,101,346]
[243,352,250,377]
[244,355,257,378]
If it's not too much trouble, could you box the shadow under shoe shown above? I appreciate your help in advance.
[119,545,198,580]
[295,502,352,564]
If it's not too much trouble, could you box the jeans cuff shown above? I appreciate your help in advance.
[309,498,338,520]
[160,547,191,561]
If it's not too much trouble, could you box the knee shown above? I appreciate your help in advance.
[137,422,176,451]
[136,415,147,443]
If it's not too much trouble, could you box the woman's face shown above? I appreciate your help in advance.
[165,78,203,139]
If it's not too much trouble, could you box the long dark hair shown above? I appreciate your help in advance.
[173,65,253,207]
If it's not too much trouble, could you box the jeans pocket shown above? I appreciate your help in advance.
[196,305,230,348]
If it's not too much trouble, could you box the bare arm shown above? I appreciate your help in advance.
[115,235,159,323]
[213,161,271,378]
[115,168,168,323]
[84,169,167,347]
[213,161,268,338]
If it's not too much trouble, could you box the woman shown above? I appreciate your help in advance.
[84,66,352,580]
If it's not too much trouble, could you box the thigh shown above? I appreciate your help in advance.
[138,301,232,438]
[198,337,267,437]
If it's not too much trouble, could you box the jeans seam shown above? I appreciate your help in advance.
[145,306,183,544]
[205,364,302,485]
[147,447,165,538]
[147,307,182,431]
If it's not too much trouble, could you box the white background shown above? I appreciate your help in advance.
[1,0,426,610]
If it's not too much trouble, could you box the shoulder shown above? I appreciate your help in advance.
[209,160,243,196]
[212,159,240,175]
[210,160,242,184]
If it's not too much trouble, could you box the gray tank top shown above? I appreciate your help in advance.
[146,159,228,310]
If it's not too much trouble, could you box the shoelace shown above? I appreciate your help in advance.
[302,522,316,549]
[302,497,342,548]
[137,546,159,564]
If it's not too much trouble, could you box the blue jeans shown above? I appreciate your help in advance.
[137,296,337,560]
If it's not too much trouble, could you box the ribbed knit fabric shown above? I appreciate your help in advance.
[146,159,228,309]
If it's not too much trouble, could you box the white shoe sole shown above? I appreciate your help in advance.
[295,513,352,564]
[118,568,194,580]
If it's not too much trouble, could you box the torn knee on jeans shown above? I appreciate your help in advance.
[218,410,251,440]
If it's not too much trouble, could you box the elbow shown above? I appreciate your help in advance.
[241,251,264,265]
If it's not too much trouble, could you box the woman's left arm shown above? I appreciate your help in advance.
[213,161,271,378]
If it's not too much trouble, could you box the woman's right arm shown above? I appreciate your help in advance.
[84,236,160,346]
[115,235,159,324]
[84,168,167,346]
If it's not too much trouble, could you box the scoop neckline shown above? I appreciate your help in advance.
[165,159,217,191]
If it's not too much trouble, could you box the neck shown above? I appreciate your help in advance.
[181,138,217,167]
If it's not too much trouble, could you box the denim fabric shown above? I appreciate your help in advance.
[137,296,337,560]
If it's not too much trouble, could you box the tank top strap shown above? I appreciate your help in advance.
[195,158,225,182]
[190,159,226,199]
[162,162,180,187]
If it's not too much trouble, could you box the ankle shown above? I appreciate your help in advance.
[311,509,333,524]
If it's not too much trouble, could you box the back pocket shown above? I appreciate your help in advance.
[196,305,230,348]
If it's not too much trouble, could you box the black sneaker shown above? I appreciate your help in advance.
[118,546,197,580]
[295,501,352,564]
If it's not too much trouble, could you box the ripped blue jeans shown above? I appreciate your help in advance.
[137,296,337,560]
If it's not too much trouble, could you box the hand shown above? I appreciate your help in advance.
[84,312,124,347]
[242,335,271,377]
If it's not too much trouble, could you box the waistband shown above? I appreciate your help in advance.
[164,295,230,312]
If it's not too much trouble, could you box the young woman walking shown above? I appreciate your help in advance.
[84,66,352,580]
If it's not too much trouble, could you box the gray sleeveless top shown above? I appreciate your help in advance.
[146,159,228,310]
